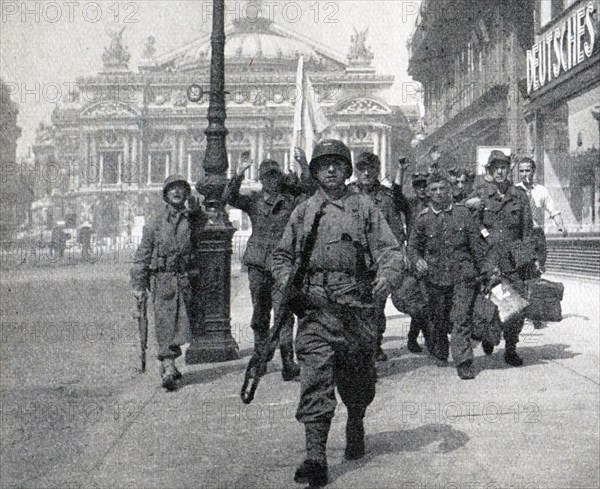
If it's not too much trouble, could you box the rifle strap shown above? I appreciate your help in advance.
[295,201,328,285]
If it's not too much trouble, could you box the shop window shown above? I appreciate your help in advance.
[542,86,600,232]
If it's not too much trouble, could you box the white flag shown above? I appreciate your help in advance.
[290,55,330,172]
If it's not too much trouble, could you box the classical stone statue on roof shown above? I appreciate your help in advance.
[347,27,374,66]
[102,26,131,70]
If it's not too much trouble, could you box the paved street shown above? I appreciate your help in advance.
[1,262,598,489]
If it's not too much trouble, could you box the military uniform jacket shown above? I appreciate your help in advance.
[130,204,205,340]
[471,181,534,274]
[407,204,488,287]
[224,174,307,270]
[130,204,204,290]
[348,182,406,244]
[272,188,405,308]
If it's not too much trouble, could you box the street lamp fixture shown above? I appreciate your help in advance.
[186,0,240,364]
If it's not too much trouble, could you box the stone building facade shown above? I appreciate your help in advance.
[32,14,416,240]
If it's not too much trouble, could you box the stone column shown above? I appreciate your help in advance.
[342,128,349,146]
[90,136,98,187]
[82,135,90,188]
[187,153,192,182]
[380,130,387,181]
[258,131,264,167]
[117,153,123,185]
[99,153,104,185]
[179,134,185,175]
[131,135,138,186]
[122,134,129,185]
[250,131,258,181]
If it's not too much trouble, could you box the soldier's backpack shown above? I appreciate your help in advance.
[524,278,564,322]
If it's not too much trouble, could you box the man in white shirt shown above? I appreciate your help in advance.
[516,157,567,328]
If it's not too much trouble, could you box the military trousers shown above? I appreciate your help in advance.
[531,228,548,269]
[374,297,387,349]
[427,282,475,365]
[247,266,294,354]
[295,297,377,425]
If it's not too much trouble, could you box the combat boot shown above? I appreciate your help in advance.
[504,349,523,367]
[407,339,423,353]
[456,360,475,380]
[345,406,366,460]
[375,347,388,362]
[295,421,330,486]
[161,359,179,391]
[482,341,495,355]
[293,459,328,487]
[280,345,300,381]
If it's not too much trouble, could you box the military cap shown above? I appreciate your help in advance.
[355,152,381,171]
[486,150,511,168]
[309,139,353,179]
[258,159,282,179]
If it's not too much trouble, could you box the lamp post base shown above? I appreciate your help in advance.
[185,223,240,364]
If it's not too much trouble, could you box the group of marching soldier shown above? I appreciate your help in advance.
[130,139,563,487]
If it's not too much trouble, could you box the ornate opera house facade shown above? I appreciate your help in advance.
[31,15,416,241]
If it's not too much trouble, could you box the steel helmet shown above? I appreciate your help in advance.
[309,139,353,179]
[163,174,191,202]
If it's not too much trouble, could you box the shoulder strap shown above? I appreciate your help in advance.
[293,201,327,287]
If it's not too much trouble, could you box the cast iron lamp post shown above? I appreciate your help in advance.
[186,0,240,363]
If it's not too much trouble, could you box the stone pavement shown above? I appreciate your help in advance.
[8,272,600,489]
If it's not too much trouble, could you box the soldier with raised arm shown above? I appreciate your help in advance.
[223,151,310,381]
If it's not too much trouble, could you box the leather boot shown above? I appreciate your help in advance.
[161,359,178,391]
[504,347,523,366]
[482,341,495,355]
[345,406,366,460]
[456,360,475,380]
[280,344,300,381]
[294,421,330,486]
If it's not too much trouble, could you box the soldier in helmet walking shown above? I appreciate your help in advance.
[130,175,206,391]
[348,152,406,361]
[272,140,404,487]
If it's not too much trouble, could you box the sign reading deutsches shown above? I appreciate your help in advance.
[526,0,599,95]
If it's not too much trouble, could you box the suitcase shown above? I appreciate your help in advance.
[391,276,428,318]
[488,279,529,324]
[525,278,564,322]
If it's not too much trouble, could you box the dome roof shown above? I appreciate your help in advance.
[164,18,345,73]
